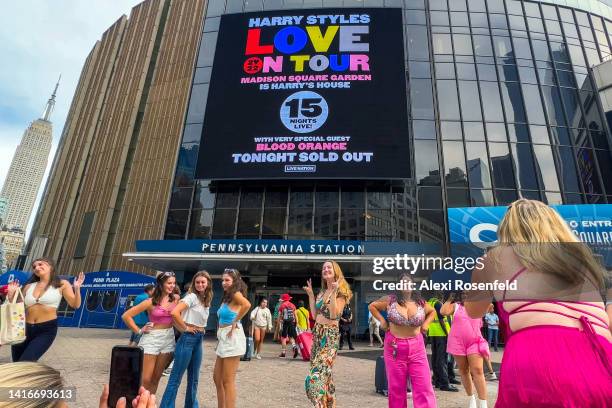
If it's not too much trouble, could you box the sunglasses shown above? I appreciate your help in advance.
[159,271,175,278]
[224,268,239,273]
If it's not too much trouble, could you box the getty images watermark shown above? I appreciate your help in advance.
[368,254,519,292]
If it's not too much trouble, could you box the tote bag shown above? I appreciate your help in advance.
[0,288,26,345]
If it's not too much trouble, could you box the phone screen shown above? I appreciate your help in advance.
[108,346,143,407]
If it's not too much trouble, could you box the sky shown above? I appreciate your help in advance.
[0,0,142,238]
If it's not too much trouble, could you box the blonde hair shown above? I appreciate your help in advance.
[497,199,605,289]
[0,362,64,408]
[321,260,353,301]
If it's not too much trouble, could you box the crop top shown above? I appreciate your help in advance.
[181,293,210,327]
[387,295,425,327]
[149,302,176,325]
[217,303,238,325]
[315,293,342,320]
[24,283,62,309]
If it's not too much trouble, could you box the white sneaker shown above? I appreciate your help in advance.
[478,399,488,408]
[486,372,497,380]
[256,354,262,360]
[162,368,171,376]
[468,394,477,408]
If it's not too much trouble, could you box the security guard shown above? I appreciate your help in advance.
[427,295,460,391]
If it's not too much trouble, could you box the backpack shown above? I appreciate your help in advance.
[282,304,295,322]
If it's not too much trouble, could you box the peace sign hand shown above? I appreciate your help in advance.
[74,272,85,289]
[303,279,314,296]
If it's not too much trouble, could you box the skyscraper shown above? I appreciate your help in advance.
[0,79,58,231]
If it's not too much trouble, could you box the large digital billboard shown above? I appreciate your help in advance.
[195,8,409,179]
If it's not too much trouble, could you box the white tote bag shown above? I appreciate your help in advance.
[0,288,26,345]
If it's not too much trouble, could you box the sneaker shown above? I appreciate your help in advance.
[368,344,374,347]
[349,346,355,350]
[449,379,461,385]
[162,368,171,376]
[279,351,286,358]
[486,372,497,380]
[293,346,299,359]
[256,354,262,360]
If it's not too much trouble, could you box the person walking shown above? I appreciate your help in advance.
[427,295,459,392]
[249,298,272,359]
[369,274,437,408]
[368,311,384,347]
[304,260,352,408]
[277,293,299,358]
[129,284,155,347]
[7,257,84,362]
[272,298,282,342]
[160,271,213,408]
[442,293,490,408]
[484,305,499,352]
[465,199,612,407]
[338,303,354,350]
[123,271,179,394]
[213,269,251,408]
[296,300,310,332]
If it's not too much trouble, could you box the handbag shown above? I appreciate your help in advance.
[0,288,26,345]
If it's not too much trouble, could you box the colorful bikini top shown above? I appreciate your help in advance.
[149,302,176,325]
[500,266,611,375]
[386,295,425,327]
[24,283,62,309]
[316,293,341,320]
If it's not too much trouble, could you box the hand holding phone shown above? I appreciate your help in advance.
[108,346,143,408]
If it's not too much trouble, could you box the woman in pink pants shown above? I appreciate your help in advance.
[369,274,438,408]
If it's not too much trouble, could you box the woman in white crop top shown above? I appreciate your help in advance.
[160,270,213,408]
[7,257,84,362]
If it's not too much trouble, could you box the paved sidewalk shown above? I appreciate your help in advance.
[0,328,500,407]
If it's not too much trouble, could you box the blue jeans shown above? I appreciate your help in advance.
[487,328,499,350]
[160,332,203,408]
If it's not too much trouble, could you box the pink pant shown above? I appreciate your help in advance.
[384,331,437,408]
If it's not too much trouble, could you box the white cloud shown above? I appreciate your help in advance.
[0,0,143,237]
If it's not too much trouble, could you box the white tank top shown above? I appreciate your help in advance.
[24,283,62,309]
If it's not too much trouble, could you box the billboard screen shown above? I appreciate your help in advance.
[195,8,409,179]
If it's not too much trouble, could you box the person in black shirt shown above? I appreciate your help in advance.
[339,304,354,350]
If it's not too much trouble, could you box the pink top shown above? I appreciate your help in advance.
[149,303,176,325]
[386,295,425,327]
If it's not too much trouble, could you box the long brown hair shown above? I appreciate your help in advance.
[29,257,62,288]
[320,260,353,301]
[190,270,213,307]
[497,199,606,289]
[393,273,424,307]
[152,272,176,306]
[221,269,247,303]
[0,362,64,408]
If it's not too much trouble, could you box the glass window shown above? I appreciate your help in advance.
[510,143,538,189]
[533,144,560,191]
[530,125,550,144]
[486,0,504,13]
[341,188,365,209]
[453,34,473,55]
[314,208,339,239]
[500,82,526,123]
[541,86,567,126]
[409,61,431,78]
[447,188,470,207]
[564,193,584,204]
[490,14,508,30]
[498,64,518,82]
[437,80,461,120]
[212,209,237,236]
[556,70,576,88]
[562,22,579,39]
[264,188,288,207]
[537,68,556,86]
[456,63,477,80]
[467,0,484,11]
[449,0,466,11]
[186,84,209,124]
[493,36,512,58]
[443,141,468,187]
[495,190,518,205]
[509,15,526,31]
[465,142,491,188]
[477,64,497,81]
[527,17,544,33]
[451,12,469,27]
[489,142,516,188]
[367,189,391,209]
[545,18,562,36]
[541,4,557,20]
[165,210,188,239]
[429,0,448,10]
[413,120,437,139]
[524,2,540,18]
[470,189,494,206]
[415,140,441,186]
[405,0,425,9]
[340,210,365,238]
[190,209,213,238]
[473,35,493,56]
[550,42,570,63]
[207,0,225,16]
[406,25,430,60]
[441,121,462,140]
[435,62,456,79]
[406,10,426,24]
[480,82,504,122]
[240,188,263,208]
[169,187,192,210]
[470,12,489,28]
[315,187,339,208]
[550,127,570,145]
[508,124,529,142]
[464,122,485,141]
[560,88,583,129]
[430,11,450,26]
[418,188,443,208]
[596,151,612,194]
[518,66,537,83]
[512,37,532,60]
[287,208,313,237]
[459,81,482,121]
[86,291,101,312]
[531,39,550,61]
[411,79,435,119]
[556,146,581,193]
[196,32,218,67]
[262,208,286,238]
[419,210,446,243]
[289,187,313,208]
[486,122,506,141]
[433,33,453,54]
[522,84,547,125]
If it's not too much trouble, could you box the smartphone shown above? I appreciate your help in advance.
[108,346,143,407]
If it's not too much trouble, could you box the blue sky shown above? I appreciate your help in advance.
[0,0,142,236]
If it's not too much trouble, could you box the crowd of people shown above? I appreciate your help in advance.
[1,199,611,408]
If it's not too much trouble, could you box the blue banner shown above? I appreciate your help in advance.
[0,270,31,286]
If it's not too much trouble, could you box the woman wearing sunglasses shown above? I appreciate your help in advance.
[123,271,179,394]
